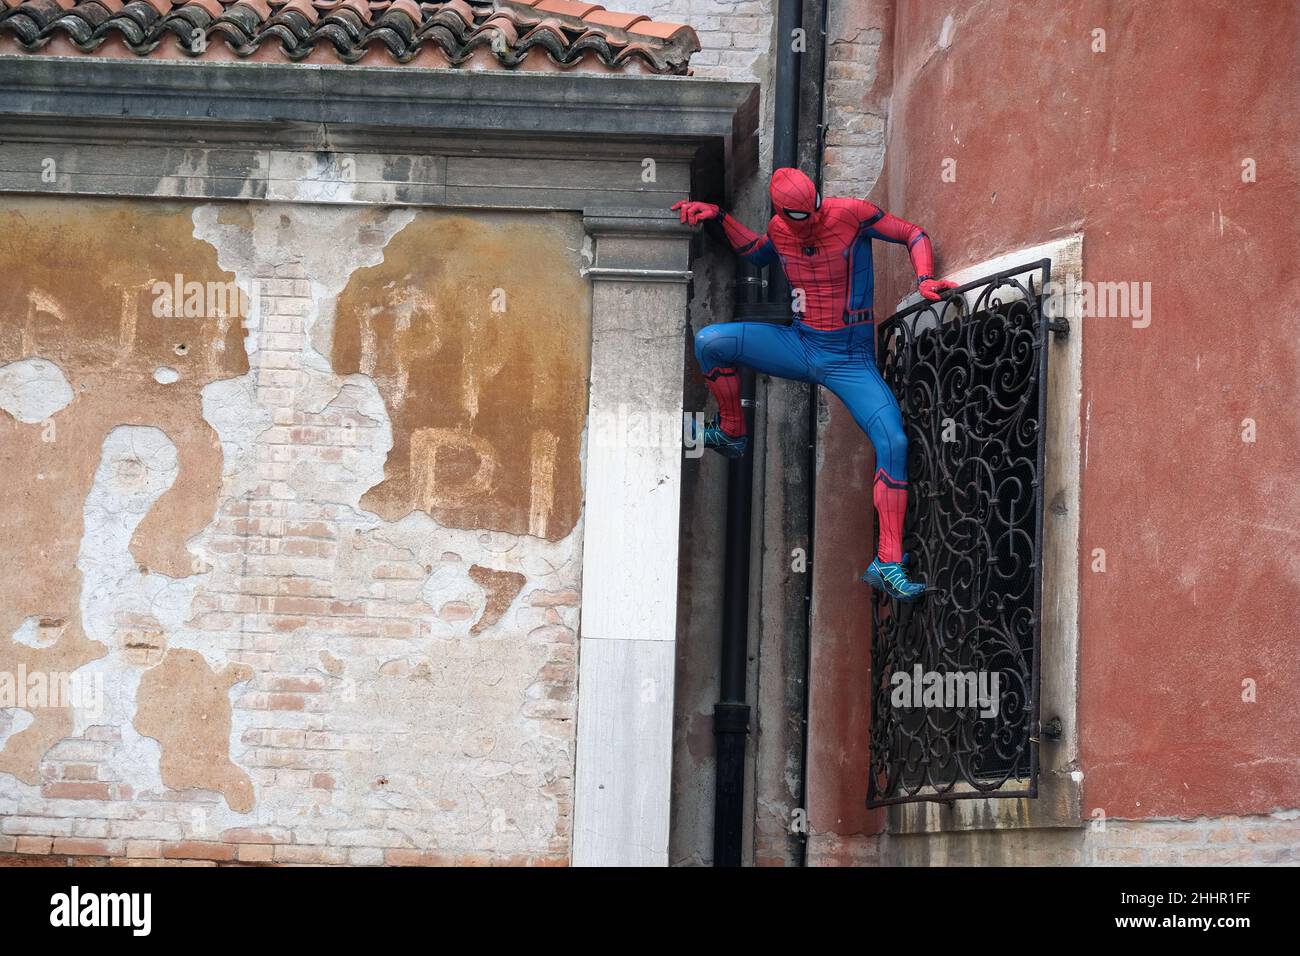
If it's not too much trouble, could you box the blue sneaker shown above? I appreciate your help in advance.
[689,417,749,459]
[862,557,927,602]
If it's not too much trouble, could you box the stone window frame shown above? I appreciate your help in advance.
[885,235,1085,835]
[0,55,759,865]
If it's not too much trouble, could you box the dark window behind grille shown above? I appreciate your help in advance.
[866,260,1057,808]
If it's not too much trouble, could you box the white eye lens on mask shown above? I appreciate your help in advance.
[784,209,810,221]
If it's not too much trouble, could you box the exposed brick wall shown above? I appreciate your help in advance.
[646,0,776,181]
[0,201,585,866]
[651,0,891,198]
[820,0,890,199]
[641,0,772,82]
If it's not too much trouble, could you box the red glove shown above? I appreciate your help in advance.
[672,200,721,226]
[918,276,959,301]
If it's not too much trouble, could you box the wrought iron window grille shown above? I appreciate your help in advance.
[866,259,1065,808]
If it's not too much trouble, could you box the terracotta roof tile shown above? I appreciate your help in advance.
[277,0,318,21]
[625,17,689,42]
[470,14,516,56]
[532,0,600,16]
[582,9,642,30]
[336,0,371,23]
[0,0,700,72]
[573,23,620,50]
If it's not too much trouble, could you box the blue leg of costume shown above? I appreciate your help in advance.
[693,321,814,455]
[694,320,925,601]
[809,325,922,599]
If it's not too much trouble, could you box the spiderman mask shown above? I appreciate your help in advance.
[769,167,822,239]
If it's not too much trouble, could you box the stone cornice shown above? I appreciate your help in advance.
[0,55,759,200]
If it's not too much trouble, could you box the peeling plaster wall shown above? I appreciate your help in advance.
[0,196,590,865]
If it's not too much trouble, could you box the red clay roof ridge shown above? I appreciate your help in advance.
[0,0,703,73]
[498,0,694,45]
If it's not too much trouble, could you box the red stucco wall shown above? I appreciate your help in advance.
[812,0,1299,834]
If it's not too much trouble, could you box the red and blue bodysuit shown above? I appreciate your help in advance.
[674,168,956,601]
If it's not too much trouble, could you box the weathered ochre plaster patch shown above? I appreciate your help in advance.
[0,617,106,785]
[0,197,246,576]
[0,197,247,781]
[468,564,527,636]
[331,211,591,540]
[133,649,254,813]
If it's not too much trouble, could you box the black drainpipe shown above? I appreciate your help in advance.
[713,0,804,869]
[793,0,829,869]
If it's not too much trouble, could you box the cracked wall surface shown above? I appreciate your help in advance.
[0,196,590,865]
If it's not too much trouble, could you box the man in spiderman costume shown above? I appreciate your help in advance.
[673,167,957,602]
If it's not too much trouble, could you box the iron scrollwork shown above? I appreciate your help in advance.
[866,260,1053,807]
